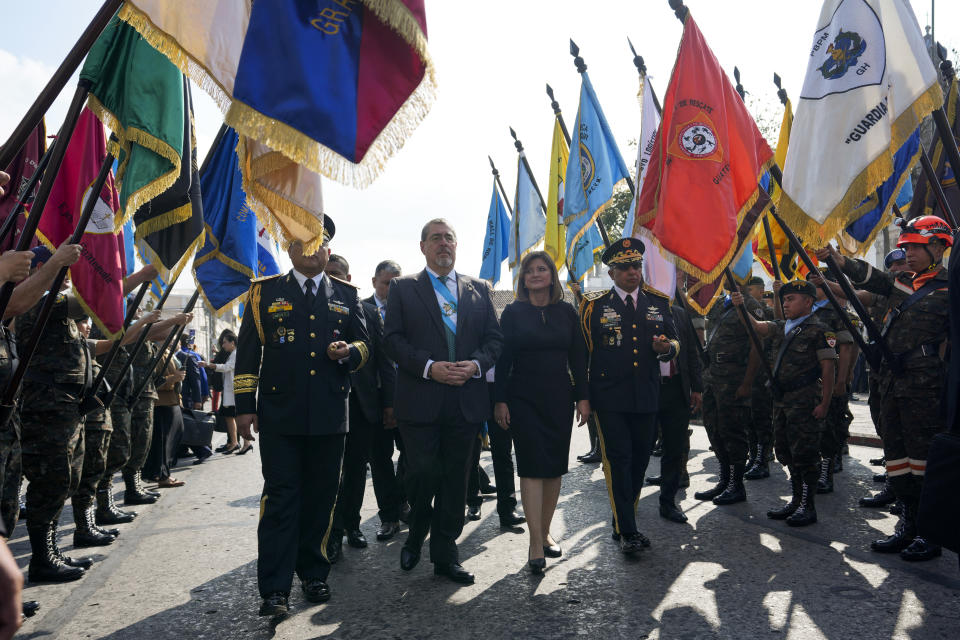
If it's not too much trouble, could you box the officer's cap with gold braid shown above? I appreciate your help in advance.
[321,215,336,243]
[601,237,644,267]
[778,280,817,303]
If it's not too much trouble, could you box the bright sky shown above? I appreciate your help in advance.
[0,0,951,299]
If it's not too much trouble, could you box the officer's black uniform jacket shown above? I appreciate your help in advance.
[235,270,369,435]
[349,298,396,424]
[579,284,680,413]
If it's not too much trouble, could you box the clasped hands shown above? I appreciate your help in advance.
[652,334,672,354]
[327,340,351,360]
[429,361,477,386]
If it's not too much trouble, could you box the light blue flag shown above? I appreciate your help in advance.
[564,71,630,282]
[478,178,511,285]
[509,153,546,285]
[122,219,136,278]
[730,240,754,281]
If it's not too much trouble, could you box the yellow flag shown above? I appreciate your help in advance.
[757,99,799,279]
[544,118,567,271]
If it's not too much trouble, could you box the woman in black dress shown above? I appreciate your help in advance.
[494,251,589,574]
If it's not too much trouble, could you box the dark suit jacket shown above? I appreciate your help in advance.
[383,269,502,425]
[671,305,703,406]
[235,271,369,435]
[176,350,202,406]
[348,298,396,424]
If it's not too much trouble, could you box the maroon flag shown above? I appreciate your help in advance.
[0,122,46,252]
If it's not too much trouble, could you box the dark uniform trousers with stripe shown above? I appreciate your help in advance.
[580,287,679,537]
[235,271,369,597]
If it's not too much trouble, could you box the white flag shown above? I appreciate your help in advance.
[779,0,942,246]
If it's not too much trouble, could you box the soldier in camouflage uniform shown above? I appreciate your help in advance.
[695,287,765,505]
[123,339,160,503]
[744,278,776,481]
[0,326,21,538]
[821,215,952,562]
[732,281,836,527]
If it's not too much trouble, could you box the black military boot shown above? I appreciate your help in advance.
[96,489,136,525]
[713,463,747,505]
[833,452,843,473]
[123,470,159,505]
[815,458,834,494]
[744,444,770,480]
[27,524,85,583]
[72,500,116,548]
[50,521,93,569]
[694,459,730,501]
[859,480,896,508]
[768,469,802,520]
[135,470,161,498]
[871,501,917,553]
[786,480,817,526]
[900,537,942,562]
[745,443,758,472]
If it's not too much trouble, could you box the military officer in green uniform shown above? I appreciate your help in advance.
[731,281,836,526]
[579,238,679,555]
[235,218,369,617]
[744,276,776,481]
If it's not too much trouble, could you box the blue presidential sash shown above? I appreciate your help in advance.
[428,272,457,335]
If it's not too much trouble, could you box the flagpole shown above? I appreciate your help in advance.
[545,85,571,145]
[0,140,56,246]
[0,0,121,169]
[0,147,114,427]
[918,144,960,227]
[930,60,960,228]
[723,265,776,382]
[487,156,514,216]
[508,128,549,214]
[568,40,614,248]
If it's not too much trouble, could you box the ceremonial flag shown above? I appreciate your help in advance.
[757,98,795,278]
[122,217,136,277]
[0,121,45,252]
[80,15,187,225]
[544,119,568,271]
[778,0,941,246]
[256,223,281,278]
[119,0,436,188]
[908,74,960,220]
[625,73,676,298]
[39,109,125,338]
[564,71,630,282]
[635,11,773,314]
[478,178,510,285]
[133,79,204,281]
[510,153,546,287]
[194,127,262,315]
[839,162,916,256]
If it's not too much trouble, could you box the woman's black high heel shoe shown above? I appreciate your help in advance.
[543,543,562,558]
[221,444,240,455]
[237,443,254,455]
[528,557,546,575]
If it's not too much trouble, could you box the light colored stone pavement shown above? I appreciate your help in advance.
[10,407,959,639]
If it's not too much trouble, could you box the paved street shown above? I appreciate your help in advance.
[11,402,959,639]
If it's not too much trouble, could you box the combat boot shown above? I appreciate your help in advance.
[744,443,758,473]
[135,470,160,498]
[786,481,817,526]
[694,459,730,501]
[859,479,896,508]
[815,458,834,494]
[713,463,747,505]
[50,522,93,569]
[72,500,116,548]
[744,444,770,480]
[768,470,802,520]
[871,501,917,553]
[833,452,843,473]
[900,537,942,562]
[96,489,136,525]
[26,524,84,583]
[123,470,159,505]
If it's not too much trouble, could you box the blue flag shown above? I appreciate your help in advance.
[193,127,276,315]
[509,153,547,286]
[478,179,510,285]
[122,219,136,278]
[564,71,630,282]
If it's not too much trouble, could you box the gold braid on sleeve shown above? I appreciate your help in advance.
[250,283,264,344]
[349,341,370,372]
[233,374,259,394]
[579,299,595,353]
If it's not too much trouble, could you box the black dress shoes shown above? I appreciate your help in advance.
[528,557,546,575]
[466,505,481,521]
[301,579,331,603]
[346,529,367,549]
[434,562,475,584]
[258,592,289,616]
[326,534,343,564]
[499,510,525,531]
[620,533,645,555]
[480,483,497,495]
[376,521,400,541]
[22,600,40,618]
[579,450,602,464]
[400,546,421,571]
[659,503,688,523]
[543,543,562,558]
[646,474,663,486]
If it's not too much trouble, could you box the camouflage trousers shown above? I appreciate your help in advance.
[74,425,111,504]
[773,400,824,484]
[21,398,84,527]
[819,393,853,458]
[702,383,752,465]
[99,401,132,491]
[749,384,774,450]
[0,417,21,536]
[867,374,882,439]
[880,377,943,499]
[123,397,155,476]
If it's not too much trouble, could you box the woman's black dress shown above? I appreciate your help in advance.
[494,300,588,478]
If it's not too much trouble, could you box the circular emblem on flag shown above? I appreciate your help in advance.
[817,30,867,80]
[579,141,595,186]
[678,123,718,158]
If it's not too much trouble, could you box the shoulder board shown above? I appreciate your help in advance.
[329,275,359,289]
[251,273,282,284]
[642,284,669,299]
[582,290,606,301]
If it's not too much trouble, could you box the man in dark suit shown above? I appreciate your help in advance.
[646,302,703,523]
[325,255,397,555]
[579,238,680,555]
[383,218,503,585]
[235,218,370,617]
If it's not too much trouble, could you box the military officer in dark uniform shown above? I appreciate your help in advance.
[235,218,369,617]
[579,238,679,555]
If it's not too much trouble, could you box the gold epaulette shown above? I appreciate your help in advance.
[250,281,265,344]
[329,274,359,289]
[643,283,670,299]
[579,292,604,353]
[582,290,606,302]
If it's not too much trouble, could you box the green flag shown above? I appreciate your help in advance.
[80,15,185,225]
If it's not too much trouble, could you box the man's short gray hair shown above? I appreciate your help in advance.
[420,218,457,242]
[374,260,402,278]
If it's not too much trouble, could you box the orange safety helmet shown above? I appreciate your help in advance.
[896,215,954,248]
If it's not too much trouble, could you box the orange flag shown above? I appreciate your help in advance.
[636,11,773,313]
